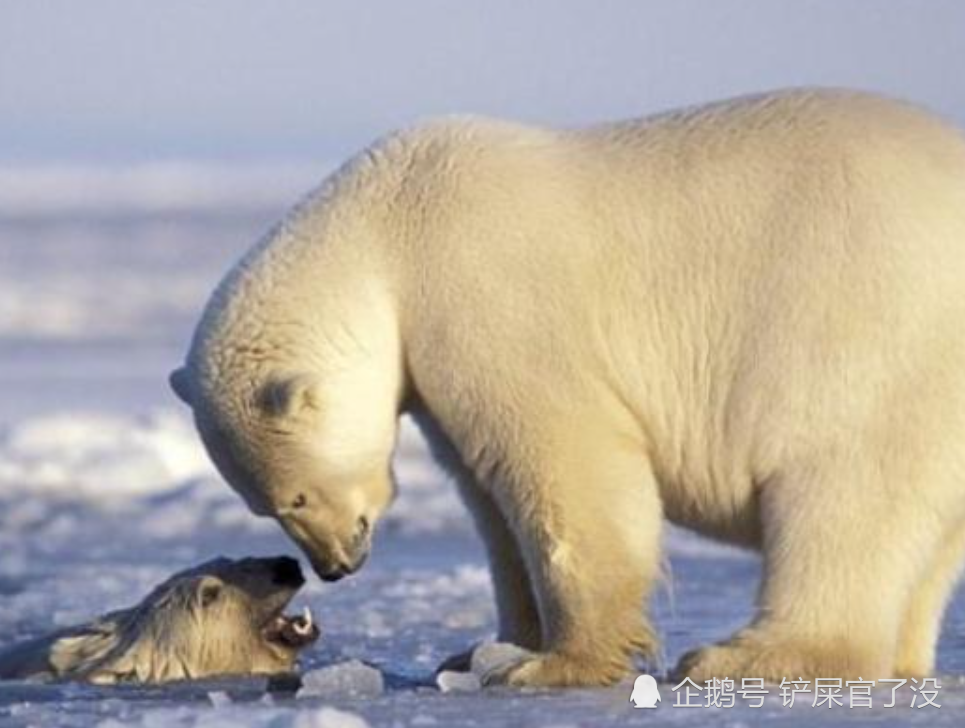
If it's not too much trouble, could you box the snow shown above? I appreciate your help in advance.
[92,705,372,728]
[0,168,963,727]
[292,708,371,728]
[0,410,211,498]
[0,162,323,218]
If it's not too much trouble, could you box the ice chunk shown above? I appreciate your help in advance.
[207,690,231,708]
[436,670,482,693]
[296,659,384,699]
[434,642,534,691]
[292,707,372,728]
[469,642,533,677]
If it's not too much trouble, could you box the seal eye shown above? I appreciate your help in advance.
[291,493,307,510]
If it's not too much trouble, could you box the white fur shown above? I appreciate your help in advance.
[0,557,312,683]
[174,89,965,685]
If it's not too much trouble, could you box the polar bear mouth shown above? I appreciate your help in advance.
[261,605,320,649]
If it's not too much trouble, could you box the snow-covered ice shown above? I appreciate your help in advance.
[1,167,963,726]
[297,661,385,699]
[292,707,372,728]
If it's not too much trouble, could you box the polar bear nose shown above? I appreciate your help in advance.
[271,556,305,587]
[311,547,369,582]
[313,560,349,582]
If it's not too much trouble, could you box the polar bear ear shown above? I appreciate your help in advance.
[259,373,324,418]
[169,367,194,406]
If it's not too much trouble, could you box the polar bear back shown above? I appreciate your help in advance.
[393,90,965,508]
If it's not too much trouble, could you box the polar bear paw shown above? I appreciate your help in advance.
[673,642,767,684]
[481,651,629,688]
[672,634,881,683]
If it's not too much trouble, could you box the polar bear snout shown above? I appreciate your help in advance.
[314,561,350,583]
[308,531,371,583]
[302,517,372,582]
[331,516,371,577]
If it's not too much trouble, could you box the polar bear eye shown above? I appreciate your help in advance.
[291,493,307,510]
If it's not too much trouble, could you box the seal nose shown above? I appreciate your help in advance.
[271,556,305,587]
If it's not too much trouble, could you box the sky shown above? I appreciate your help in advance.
[1,0,964,164]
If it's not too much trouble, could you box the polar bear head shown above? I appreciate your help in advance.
[47,556,319,684]
[170,365,395,582]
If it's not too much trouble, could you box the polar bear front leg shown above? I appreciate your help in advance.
[436,478,542,674]
[462,482,543,649]
[481,434,663,687]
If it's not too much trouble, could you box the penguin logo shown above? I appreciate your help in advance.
[630,674,661,708]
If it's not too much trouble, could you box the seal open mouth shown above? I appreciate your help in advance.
[262,605,320,649]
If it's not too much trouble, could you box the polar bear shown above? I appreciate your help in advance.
[0,556,319,683]
[170,89,965,687]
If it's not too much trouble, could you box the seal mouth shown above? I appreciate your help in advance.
[261,605,320,649]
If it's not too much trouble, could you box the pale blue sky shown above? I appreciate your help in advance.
[1,0,963,162]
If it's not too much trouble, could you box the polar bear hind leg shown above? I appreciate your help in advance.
[674,452,952,682]
[894,522,965,678]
